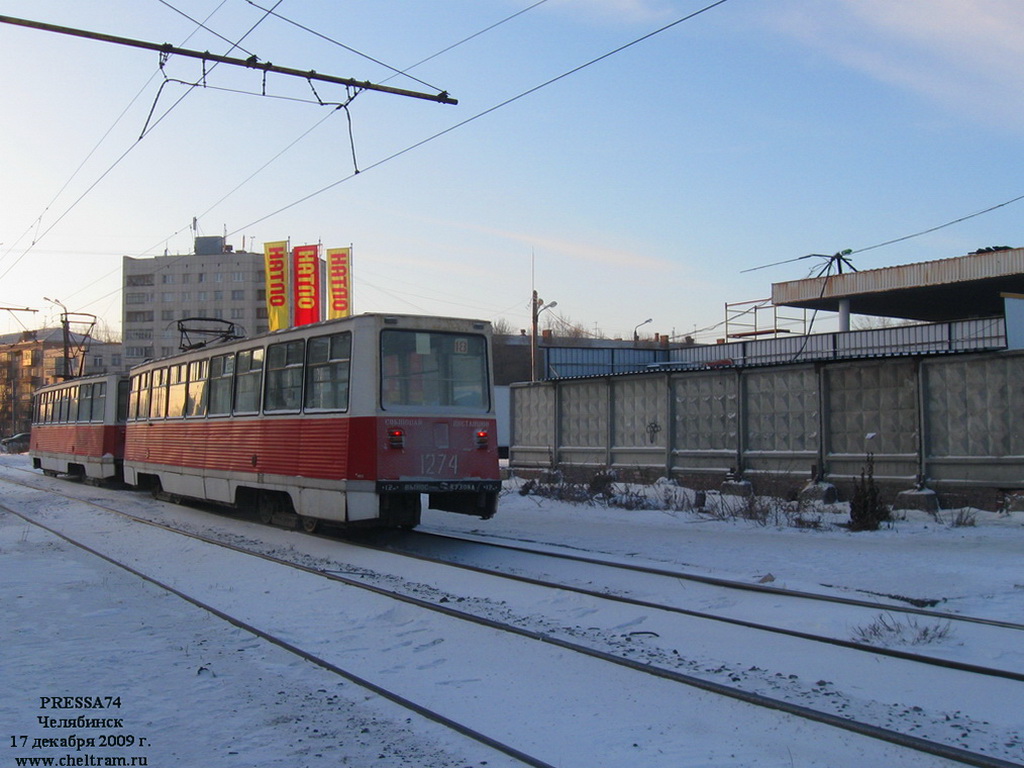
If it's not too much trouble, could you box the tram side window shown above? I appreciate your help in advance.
[117,379,130,423]
[77,384,93,422]
[186,360,208,418]
[150,368,169,419]
[305,332,351,411]
[91,382,106,422]
[130,372,151,421]
[265,340,305,412]
[208,354,234,415]
[62,386,80,423]
[233,348,264,414]
[167,364,187,418]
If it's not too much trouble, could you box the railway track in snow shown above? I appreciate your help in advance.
[1,468,1022,767]
[371,527,1024,680]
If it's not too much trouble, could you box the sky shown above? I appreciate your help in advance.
[1,0,1023,342]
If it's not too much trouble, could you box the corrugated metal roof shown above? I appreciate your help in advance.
[770,248,1024,321]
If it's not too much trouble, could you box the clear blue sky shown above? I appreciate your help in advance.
[1,0,1022,342]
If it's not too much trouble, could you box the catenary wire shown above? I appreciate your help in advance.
[62,0,556,314]
[0,0,232,272]
[227,0,736,237]
[0,1,283,288]
[241,0,443,94]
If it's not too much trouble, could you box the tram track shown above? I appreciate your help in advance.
[367,528,1024,682]
[408,528,1024,631]
[1,467,1022,767]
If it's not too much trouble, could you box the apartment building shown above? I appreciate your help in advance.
[122,236,268,368]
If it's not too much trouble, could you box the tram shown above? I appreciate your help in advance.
[29,373,130,482]
[121,313,500,530]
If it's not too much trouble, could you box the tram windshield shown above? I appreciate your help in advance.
[380,330,489,412]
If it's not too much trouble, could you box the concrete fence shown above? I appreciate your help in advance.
[510,349,1024,502]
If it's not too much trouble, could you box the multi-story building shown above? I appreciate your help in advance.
[122,236,269,368]
[0,328,87,435]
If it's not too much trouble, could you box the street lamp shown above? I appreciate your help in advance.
[531,290,557,381]
[633,318,652,342]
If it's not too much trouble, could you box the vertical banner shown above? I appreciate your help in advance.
[326,247,352,320]
[263,241,290,331]
[292,244,321,326]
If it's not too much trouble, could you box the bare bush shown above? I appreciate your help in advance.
[851,613,953,647]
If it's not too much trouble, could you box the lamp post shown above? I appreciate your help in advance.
[633,318,652,342]
[531,290,557,381]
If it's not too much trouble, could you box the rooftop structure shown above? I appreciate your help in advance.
[771,247,1024,322]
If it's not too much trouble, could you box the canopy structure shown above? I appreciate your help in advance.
[771,247,1024,322]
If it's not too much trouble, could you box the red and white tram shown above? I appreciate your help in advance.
[122,314,500,530]
[30,373,130,482]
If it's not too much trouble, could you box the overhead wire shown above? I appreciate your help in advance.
[64,0,555,314]
[0,0,232,272]
[240,0,443,94]
[0,0,282,288]
[227,0,736,237]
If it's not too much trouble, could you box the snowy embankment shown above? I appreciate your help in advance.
[1,454,1022,767]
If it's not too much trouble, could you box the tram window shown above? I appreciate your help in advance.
[117,379,130,423]
[91,382,106,422]
[76,384,92,422]
[265,340,305,412]
[186,360,208,418]
[67,386,80,423]
[150,368,169,419]
[137,372,152,421]
[233,348,264,414]
[208,354,234,415]
[305,332,351,411]
[167,364,187,418]
[380,330,488,411]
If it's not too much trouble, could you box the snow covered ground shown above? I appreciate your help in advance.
[1,452,1022,767]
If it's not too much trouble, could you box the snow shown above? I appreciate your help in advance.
[1,453,1022,767]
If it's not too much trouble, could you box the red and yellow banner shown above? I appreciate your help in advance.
[292,244,321,326]
[263,241,290,332]
[326,247,352,319]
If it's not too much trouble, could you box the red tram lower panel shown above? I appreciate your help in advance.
[122,415,499,525]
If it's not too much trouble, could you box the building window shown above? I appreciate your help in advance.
[231,308,245,319]
[182,274,191,284]
[162,292,175,302]
[126,274,154,286]
[197,291,207,302]
[231,290,245,301]
[213,290,223,302]
[180,292,191,302]
[126,311,154,322]
[161,274,175,284]
[215,273,224,283]
[162,310,174,321]
[197,273,205,283]
[232,271,245,282]
[126,346,154,358]
[125,292,153,305]
[112,355,121,367]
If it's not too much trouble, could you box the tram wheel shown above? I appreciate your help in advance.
[256,494,276,525]
[299,516,319,534]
